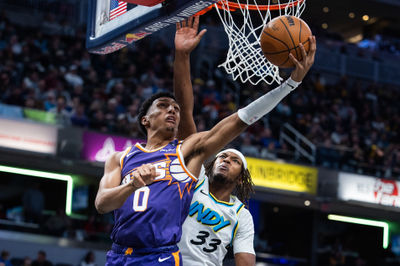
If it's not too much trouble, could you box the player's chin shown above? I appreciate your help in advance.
[165,127,178,137]
[166,126,177,133]
[212,172,228,183]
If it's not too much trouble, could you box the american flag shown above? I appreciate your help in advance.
[110,0,127,20]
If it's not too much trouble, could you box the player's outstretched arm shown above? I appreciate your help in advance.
[174,16,206,139]
[95,153,159,214]
[181,36,316,171]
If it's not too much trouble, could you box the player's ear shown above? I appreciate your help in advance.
[141,116,149,127]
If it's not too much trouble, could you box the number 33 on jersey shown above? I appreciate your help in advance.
[178,175,255,266]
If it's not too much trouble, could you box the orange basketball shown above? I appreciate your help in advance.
[260,15,312,68]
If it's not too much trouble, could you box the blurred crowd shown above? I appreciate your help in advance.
[0,10,399,180]
[0,250,96,266]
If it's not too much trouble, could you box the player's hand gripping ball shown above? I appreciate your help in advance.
[260,15,312,68]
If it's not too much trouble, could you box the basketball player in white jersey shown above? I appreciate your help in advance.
[173,16,316,266]
[173,17,255,266]
[179,149,255,265]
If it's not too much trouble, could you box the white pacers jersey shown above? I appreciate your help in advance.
[178,175,255,266]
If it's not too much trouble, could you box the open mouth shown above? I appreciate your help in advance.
[218,165,229,171]
[166,116,176,124]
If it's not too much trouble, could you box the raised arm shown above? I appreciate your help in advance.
[181,36,317,174]
[95,152,159,214]
[174,16,207,139]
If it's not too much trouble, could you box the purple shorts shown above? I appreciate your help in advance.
[106,243,182,266]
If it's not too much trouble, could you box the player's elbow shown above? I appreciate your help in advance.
[95,205,106,214]
[95,196,108,214]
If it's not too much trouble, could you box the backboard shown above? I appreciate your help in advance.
[86,0,218,54]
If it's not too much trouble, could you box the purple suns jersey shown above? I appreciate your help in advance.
[111,139,200,249]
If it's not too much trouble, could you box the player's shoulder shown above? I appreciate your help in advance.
[114,146,135,166]
[229,197,244,213]
[107,150,125,162]
[237,205,252,219]
[236,205,254,232]
[230,197,251,218]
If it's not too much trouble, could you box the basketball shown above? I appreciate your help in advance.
[260,15,312,68]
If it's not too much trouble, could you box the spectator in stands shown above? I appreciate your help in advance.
[83,214,98,241]
[240,133,259,157]
[80,251,96,266]
[0,10,399,180]
[43,91,57,111]
[70,103,89,128]
[44,207,70,236]
[23,257,31,266]
[0,250,12,266]
[49,96,71,125]
[31,251,52,266]
[22,183,44,224]
[89,109,107,133]
[64,65,83,87]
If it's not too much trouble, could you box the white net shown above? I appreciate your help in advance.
[215,0,306,85]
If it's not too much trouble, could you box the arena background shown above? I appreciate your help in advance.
[0,0,399,265]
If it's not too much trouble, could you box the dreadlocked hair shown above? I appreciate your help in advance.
[204,157,255,206]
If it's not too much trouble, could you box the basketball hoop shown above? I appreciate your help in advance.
[198,0,304,14]
[199,0,306,85]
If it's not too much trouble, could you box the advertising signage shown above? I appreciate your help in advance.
[338,173,400,208]
[0,118,57,154]
[247,157,318,194]
[82,131,143,162]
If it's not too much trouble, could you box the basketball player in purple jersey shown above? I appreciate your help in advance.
[173,17,316,266]
[95,17,316,266]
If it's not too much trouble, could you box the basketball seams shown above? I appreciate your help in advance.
[279,17,299,59]
[262,30,290,51]
[262,30,291,66]
[279,55,291,68]
[298,19,302,60]
[299,19,302,44]
[263,38,310,55]
[263,38,310,67]
[260,15,311,68]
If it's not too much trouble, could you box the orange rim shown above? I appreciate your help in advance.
[197,0,304,15]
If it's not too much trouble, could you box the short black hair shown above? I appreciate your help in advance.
[137,92,176,136]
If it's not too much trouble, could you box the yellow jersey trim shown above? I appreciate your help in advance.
[194,178,205,191]
[209,192,235,206]
[236,204,245,214]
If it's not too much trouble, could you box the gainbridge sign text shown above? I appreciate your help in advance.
[246,158,318,195]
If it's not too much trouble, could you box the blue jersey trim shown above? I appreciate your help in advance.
[230,221,239,246]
